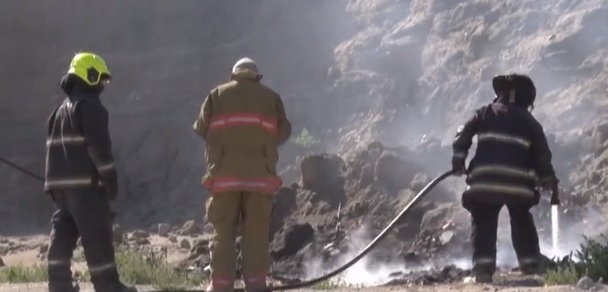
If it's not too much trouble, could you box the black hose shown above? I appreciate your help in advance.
[231,170,455,292]
[0,157,44,181]
[1,157,454,291]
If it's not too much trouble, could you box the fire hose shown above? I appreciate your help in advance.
[0,157,118,220]
[1,156,453,291]
[247,170,454,292]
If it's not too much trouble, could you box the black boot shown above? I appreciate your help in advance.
[93,281,137,292]
[48,281,80,292]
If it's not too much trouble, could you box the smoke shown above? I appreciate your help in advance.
[493,204,606,269]
[303,224,417,287]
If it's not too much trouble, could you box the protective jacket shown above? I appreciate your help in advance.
[193,70,292,194]
[452,101,557,205]
[44,77,118,193]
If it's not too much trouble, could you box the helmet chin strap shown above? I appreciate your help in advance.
[508,89,516,103]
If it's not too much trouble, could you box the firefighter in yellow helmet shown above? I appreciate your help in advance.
[44,52,137,292]
[193,57,292,292]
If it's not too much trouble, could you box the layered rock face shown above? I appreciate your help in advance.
[1,1,608,267]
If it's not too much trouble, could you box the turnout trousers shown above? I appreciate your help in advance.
[206,191,274,292]
[463,197,541,277]
[47,187,120,292]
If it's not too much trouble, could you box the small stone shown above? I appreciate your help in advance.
[135,238,151,245]
[169,236,178,243]
[180,239,191,249]
[576,276,595,290]
[180,220,201,236]
[0,238,8,244]
[132,229,149,239]
[158,223,171,237]
[203,223,214,234]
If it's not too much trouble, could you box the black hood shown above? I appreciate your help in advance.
[59,74,104,98]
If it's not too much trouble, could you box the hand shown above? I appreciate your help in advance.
[451,157,467,176]
[452,163,467,176]
[541,179,559,205]
[540,179,558,192]
[550,181,560,205]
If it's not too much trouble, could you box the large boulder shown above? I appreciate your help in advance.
[374,151,423,193]
[300,154,347,208]
[271,187,298,237]
[271,223,315,261]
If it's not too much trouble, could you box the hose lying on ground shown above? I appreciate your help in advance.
[1,157,453,292]
[229,170,455,292]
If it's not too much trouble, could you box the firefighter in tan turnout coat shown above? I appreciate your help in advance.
[193,57,292,292]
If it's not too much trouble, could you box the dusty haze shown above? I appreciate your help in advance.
[1,1,608,282]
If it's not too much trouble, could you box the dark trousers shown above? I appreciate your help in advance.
[47,187,120,291]
[464,200,541,276]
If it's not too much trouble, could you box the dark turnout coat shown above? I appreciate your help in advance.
[44,79,117,193]
[452,102,557,205]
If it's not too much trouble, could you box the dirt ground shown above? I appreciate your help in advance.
[0,283,596,292]
[0,234,194,273]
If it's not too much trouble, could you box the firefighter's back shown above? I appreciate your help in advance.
[466,102,540,205]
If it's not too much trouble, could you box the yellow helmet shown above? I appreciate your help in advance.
[67,52,112,86]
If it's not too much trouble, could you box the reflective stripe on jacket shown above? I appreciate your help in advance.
[452,102,557,205]
[193,70,292,194]
[44,92,117,192]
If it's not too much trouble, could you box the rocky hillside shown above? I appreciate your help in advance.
[0,0,352,233]
[1,0,608,249]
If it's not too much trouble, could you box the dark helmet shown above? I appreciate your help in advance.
[492,74,536,109]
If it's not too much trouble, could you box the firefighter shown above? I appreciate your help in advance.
[193,57,292,292]
[44,52,136,292]
[451,73,559,283]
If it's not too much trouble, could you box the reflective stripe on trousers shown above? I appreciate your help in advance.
[89,262,117,274]
[474,257,496,266]
[518,256,538,265]
[48,259,71,266]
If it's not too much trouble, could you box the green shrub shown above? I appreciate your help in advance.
[0,245,204,290]
[0,264,47,283]
[291,128,320,148]
[544,235,608,285]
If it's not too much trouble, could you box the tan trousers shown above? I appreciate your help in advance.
[206,191,273,291]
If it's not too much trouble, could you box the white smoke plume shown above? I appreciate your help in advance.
[303,224,421,287]
[495,204,606,269]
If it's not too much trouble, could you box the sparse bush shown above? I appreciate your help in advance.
[544,264,579,285]
[544,235,608,285]
[0,245,205,290]
[291,128,320,149]
[311,279,345,290]
[0,264,47,283]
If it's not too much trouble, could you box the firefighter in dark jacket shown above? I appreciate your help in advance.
[44,52,136,292]
[451,73,559,283]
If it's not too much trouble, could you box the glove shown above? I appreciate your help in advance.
[541,179,559,205]
[104,182,119,201]
[550,183,560,205]
[451,157,466,176]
